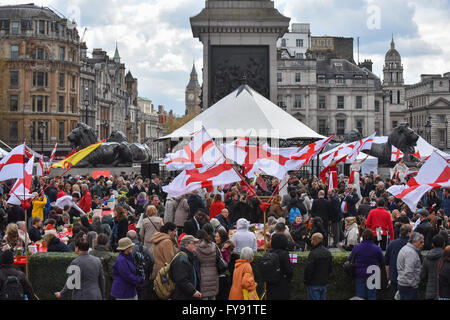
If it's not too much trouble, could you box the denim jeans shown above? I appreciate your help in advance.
[398,285,418,300]
[355,277,376,300]
[307,286,327,300]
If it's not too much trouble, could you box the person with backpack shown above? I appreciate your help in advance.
[420,235,446,300]
[127,230,154,300]
[110,237,144,300]
[169,235,202,300]
[150,223,179,281]
[89,233,114,300]
[263,233,293,300]
[304,233,333,300]
[0,250,35,300]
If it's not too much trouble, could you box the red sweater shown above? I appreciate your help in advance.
[57,190,66,199]
[79,191,92,214]
[209,201,226,219]
[366,207,395,240]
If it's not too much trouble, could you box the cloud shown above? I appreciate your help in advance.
[1,0,449,115]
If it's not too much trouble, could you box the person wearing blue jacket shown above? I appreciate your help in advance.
[349,229,384,300]
[110,238,144,300]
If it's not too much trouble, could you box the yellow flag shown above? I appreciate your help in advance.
[51,140,104,169]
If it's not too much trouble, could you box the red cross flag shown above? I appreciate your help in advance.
[162,161,241,198]
[285,135,335,172]
[388,151,450,211]
[163,127,224,171]
[9,155,34,201]
[391,146,404,162]
[347,132,376,163]
[0,144,26,181]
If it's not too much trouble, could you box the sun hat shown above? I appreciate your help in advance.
[116,237,135,251]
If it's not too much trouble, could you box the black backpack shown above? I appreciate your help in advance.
[0,274,24,300]
[260,250,283,284]
[134,244,154,279]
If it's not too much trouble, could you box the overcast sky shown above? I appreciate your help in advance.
[2,0,449,116]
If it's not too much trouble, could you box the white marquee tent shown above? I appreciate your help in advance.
[160,85,325,141]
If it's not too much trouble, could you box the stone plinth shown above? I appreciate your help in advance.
[190,0,290,108]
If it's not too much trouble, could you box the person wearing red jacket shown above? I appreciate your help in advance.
[209,194,226,220]
[79,184,92,214]
[56,183,67,199]
[366,198,394,250]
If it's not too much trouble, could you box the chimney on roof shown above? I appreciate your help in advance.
[358,59,373,72]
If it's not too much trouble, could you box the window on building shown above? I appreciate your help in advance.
[277,73,282,83]
[281,39,287,47]
[32,95,48,112]
[71,97,76,113]
[295,73,301,83]
[439,115,446,123]
[397,90,401,104]
[318,75,326,84]
[375,121,380,135]
[10,71,19,86]
[296,53,303,59]
[294,95,302,109]
[336,75,344,84]
[39,20,45,34]
[375,100,380,112]
[318,119,327,135]
[9,121,18,142]
[59,122,65,142]
[33,72,48,87]
[354,76,363,84]
[10,45,19,59]
[277,95,284,108]
[9,95,18,112]
[296,39,303,47]
[11,21,19,34]
[356,120,363,134]
[392,121,398,129]
[389,91,393,104]
[439,129,445,143]
[356,96,363,109]
[337,119,346,135]
[320,40,325,46]
[59,73,65,88]
[313,39,318,46]
[71,75,76,89]
[318,96,326,109]
[58,96,64,112]
[337,96,345,109]
[327,39,332,47]
[59,47,65,61]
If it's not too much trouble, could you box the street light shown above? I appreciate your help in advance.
[408,104,413,129]
[425,117,432,144]
[445,118,448,150]
[38,122,46,155]
[84,86,89,126]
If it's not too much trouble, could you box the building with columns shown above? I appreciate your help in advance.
[0,3,80,155]
[405,73,450,149]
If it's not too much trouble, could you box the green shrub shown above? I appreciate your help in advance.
[29,251,425,300]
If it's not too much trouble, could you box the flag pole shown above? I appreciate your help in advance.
[23,141,29,278]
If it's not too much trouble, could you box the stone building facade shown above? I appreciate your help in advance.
[277,23,310,59]
[0,4,80,155]
[405,73,450,149]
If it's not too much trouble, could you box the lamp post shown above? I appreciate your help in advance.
[408,103,413,129]
[445,118,448,150]
[38,122,46,155]
[425,117,432,144]
[84,86,89,126]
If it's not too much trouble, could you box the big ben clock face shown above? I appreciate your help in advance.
[188,93,195,101]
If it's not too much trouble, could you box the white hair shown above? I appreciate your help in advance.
[240,247,254,261]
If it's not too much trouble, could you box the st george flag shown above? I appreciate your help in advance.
[51,140,104,169]
[284,135,335,172]
[8,155,34,204]
[50,143,57,162]
[0,144,26,181]
[36,157,45,176]
[391,145,404,162]
[347,132,376,163]
[163,127,224,171]
[387,151,450,211]
[162,161,241,198]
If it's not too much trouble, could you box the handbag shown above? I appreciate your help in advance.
[343,244,358,277]
[215,244,228,274]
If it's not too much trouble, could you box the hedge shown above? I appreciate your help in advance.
[28,251,426,300]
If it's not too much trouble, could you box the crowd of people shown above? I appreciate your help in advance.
[0,168,449,300]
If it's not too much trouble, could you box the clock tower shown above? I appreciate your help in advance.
[185,62,202,115]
